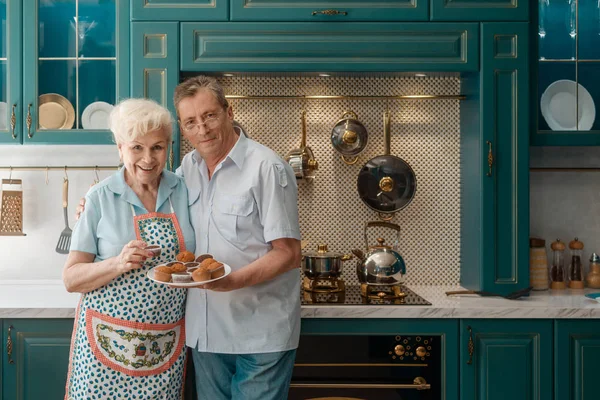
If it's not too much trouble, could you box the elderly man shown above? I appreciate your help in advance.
[175,75,302,400]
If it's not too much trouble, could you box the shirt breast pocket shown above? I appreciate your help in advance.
[215,194,255,247]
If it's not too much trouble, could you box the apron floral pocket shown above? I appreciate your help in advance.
[85,308,185,376]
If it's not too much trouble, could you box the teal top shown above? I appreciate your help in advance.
[71,167,196,260]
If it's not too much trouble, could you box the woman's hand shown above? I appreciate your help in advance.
[116,240,153,274]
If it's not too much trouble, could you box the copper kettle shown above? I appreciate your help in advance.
[352,221,406,285]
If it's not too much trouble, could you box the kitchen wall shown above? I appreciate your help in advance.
[0,145,119,281]
[530,147,600,272]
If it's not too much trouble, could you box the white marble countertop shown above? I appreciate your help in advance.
[2,281,600,319]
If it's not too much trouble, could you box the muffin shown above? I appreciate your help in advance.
[200,258,216,269]
[153,266,172,283]
[171,272,192,283]
[176,251,196,263]
[207,262,225,279]
[195,254,213,263]
[192,266,211,282]
[170,263,187,273]
[146,245,162,257]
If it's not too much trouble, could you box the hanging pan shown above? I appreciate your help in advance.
[285,110,318,180]
[330,111,369,165]
[357,110,416,219]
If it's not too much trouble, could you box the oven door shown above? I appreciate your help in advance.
[288,334,441,400]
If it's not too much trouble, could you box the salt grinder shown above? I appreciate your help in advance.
[586,253,600,289]
[568,238,585,289]
[550,239,566,290]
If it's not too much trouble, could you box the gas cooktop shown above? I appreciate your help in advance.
[301,284,432,306]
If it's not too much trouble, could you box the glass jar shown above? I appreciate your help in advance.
[529,238,549,290]
[568,238,585,289]
[587,253,600,289]
[550,239,567,290]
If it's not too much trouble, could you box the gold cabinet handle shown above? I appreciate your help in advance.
[467,325,474,365]
[6,325,14,364]
[10,104,17,139]
[26,104,33,138]
[486,140,494,177]
[312,9,348,16]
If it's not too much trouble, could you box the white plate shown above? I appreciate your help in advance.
[81,101,114,129]
[0,102,8,130]
[147,264,231,288]
[541,79,596,130]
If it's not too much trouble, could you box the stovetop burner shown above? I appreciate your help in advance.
[301,279,431,305]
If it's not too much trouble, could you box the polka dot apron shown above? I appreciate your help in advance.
[65,200,188,400]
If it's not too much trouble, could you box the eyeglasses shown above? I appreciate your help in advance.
[181,110,223,133]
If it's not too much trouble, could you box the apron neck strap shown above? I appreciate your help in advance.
[130,198,174,217]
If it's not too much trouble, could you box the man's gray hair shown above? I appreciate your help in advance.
[174,76,229,116]
[109,98,173,144]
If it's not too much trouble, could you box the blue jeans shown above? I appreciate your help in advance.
[191,348,296,400]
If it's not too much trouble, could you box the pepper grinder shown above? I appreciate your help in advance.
[550,239,567,290]
[568,238,585,289]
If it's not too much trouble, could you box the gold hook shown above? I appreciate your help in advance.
[45,166,49,185]
[64,166,68,180]
[94,166,100,184]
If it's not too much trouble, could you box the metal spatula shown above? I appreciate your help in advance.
[56,177,72,254]
[445,286,533,300]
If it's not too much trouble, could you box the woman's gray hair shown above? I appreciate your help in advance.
[174,76,229,116]
[109,98,173,144]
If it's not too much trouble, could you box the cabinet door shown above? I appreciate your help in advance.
[231,0,428,22]
[0,0,22,144]
[555,320,600,400]
[461,23,529,295]
[21,0,130,144]
[132,0,229,21]
[460,320,552,400]
[131,22,180,170]
[430,0,529,21]
[180,22,479,72]
[2,319,73,400]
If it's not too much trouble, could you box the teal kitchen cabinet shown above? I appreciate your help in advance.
[555,320,600,400]
[0,0,130,145]
[131,22,180,170]
[299,319,459,400]
[2,319,73,400]
[0,0,22,144]
[179,22,479,72]
[430,0,529,22]
[132,0,229,21]
[230,0,428,22]
[460,23,529,295]
[532,0,600,145]
[460,320,553,400]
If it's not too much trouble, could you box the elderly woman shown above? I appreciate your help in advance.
[62,98,195,399]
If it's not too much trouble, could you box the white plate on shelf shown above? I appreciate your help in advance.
[81,101,113,129]
[0,102,7,130]
[541,79,596,131]
[147,264,231,288]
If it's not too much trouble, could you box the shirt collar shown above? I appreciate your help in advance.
[107,166,178,212]
[191,125,248,170]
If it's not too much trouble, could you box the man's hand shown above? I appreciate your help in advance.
[75,197,86,220]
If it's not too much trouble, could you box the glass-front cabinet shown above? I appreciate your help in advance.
[534,0,600,145]
[0,0,128,145]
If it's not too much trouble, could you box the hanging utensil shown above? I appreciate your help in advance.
[331,110,369,165]
[56,177,72,254]
[0,178,26,236]
[357,110,416,219]
[445,286,533,300]
[285,110,318,180]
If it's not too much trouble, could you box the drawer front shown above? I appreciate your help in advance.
[231,0,428,22]
[132,0,229,21]
[181,22,479,72]
[431,0,529,21]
